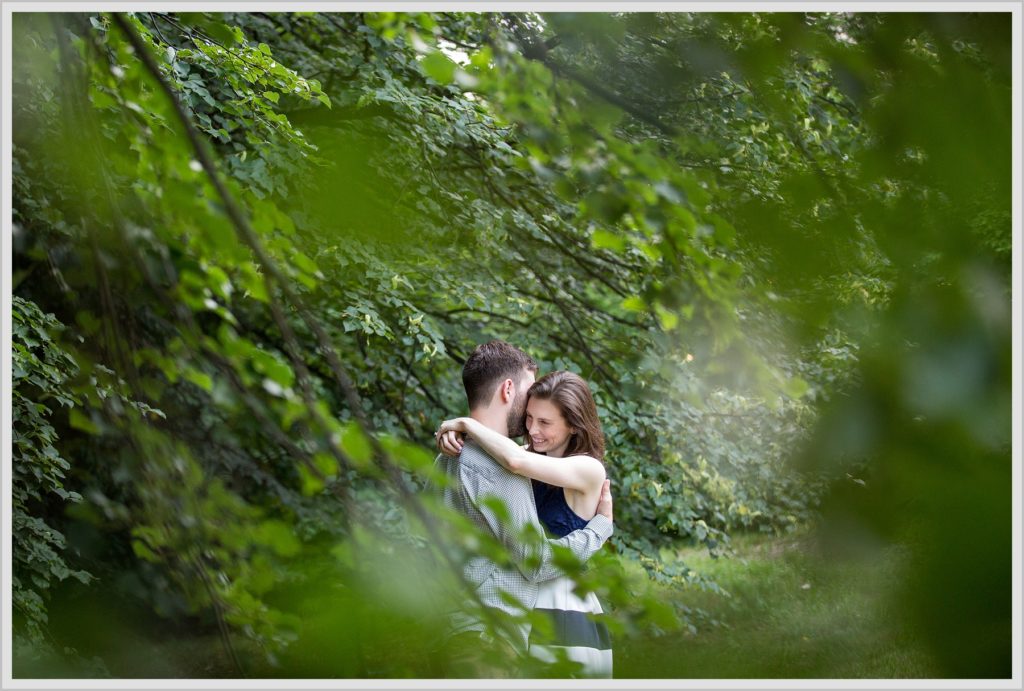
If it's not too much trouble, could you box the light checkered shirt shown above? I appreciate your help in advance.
[437,440,613,653]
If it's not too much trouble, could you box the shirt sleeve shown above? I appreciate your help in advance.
[466,458,612,585]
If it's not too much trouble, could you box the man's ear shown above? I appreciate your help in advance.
[500,378,515,403]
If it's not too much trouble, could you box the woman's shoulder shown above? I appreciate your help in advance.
[565,453,605,466]
[564,454,607,480]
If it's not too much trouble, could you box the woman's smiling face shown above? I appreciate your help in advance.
[526,397,574,458]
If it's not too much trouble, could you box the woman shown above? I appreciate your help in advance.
[436,370,613,678]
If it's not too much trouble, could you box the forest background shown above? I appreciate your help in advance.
[8,9,1015,680]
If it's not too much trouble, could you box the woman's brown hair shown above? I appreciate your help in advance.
[526,371,605,461]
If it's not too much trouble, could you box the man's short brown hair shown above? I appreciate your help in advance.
[462,340,538,409]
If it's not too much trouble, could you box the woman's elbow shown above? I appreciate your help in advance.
[505,454,525,474]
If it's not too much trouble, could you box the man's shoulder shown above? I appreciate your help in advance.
[457,441,501,473]
[458,442,526,483]
[459,440,497,463]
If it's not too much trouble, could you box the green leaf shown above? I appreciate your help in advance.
[420,51,457,85]
[68,408,99,435]
[255,351,294,388]
[254,520,300,557]
[131,540,160,563]
[297,464,325,496]
[312,451,338,479]
[480,495,512,524]
[90,90,117,109]
[290,251,320,277]
[654,303,679,331]
[341,423,373,467]
[240,263,269,303]
[205,22,238,46]
[783,376,809,399]
[262,91,280,104]
[592,229,627,251]
[621,296,646,312]
[184,368,213,392]
[203,217,237,254]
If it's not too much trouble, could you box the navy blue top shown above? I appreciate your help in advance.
[532,479,588,538]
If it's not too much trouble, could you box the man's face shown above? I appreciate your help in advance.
[506,368,536,438]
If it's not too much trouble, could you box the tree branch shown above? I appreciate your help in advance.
[113,13,524,651]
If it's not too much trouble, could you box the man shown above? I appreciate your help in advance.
[436,340,614,677]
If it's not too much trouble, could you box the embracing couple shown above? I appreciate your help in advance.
[433,339,615,678]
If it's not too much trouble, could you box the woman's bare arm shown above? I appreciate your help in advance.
[437,417,605,492]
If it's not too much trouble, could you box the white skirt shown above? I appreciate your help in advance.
[528,575,613,678]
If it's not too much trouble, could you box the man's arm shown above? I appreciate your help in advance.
[538,480,612,579]
[467,454,612,584]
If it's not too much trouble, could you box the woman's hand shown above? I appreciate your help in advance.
[595,479,613,521]
[436,430,464,456]
[435,418,470,456]
[438,418,470,435]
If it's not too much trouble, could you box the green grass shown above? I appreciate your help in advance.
[616,532,943,679]
[21,532,944,679]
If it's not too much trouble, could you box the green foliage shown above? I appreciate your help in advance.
[10,10,1010,679]
[619,533,943,677]
[12,297,93,648]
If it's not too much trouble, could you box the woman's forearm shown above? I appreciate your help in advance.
[444,417,605,492]
[461,418,528,472]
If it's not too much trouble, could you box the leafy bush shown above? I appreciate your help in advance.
[10,10,1009,678]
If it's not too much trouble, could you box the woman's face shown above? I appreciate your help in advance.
[526,397,574,458]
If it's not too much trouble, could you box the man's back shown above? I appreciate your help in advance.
[440,441,538,610]
[438,441,613,653]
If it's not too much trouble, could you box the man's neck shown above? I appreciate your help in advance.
[469,407,509,438]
